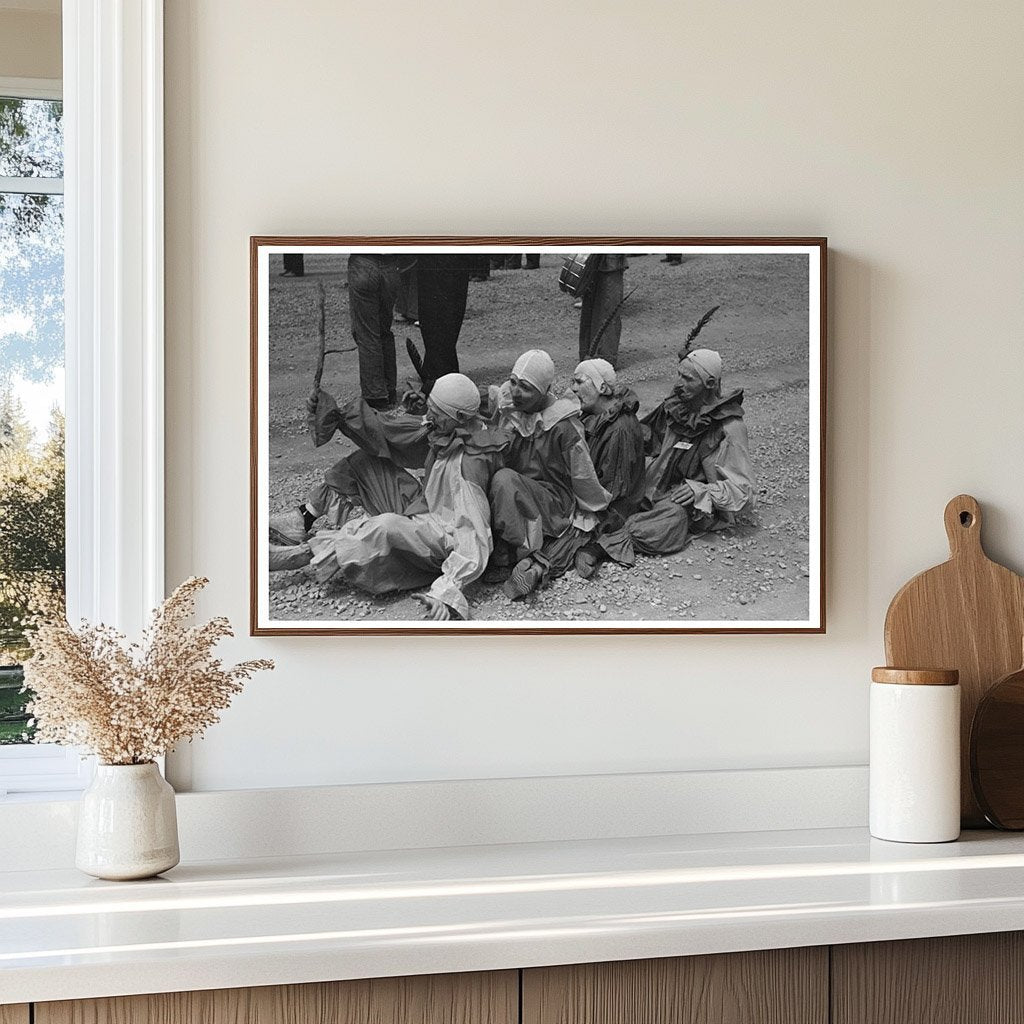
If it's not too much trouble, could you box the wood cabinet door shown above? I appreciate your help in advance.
[832,932,1024,1024]
[35,971,518,1024]
[523,948,828,1024]
[0,1007,30,1024]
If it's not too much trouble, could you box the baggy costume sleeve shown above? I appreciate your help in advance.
[687,418,756,515]
[424,450,495,620]
[597,417,646,506]
[568,432,613,513]
[334,398,430,469]
[639,403,668,457]
[562,420,612,532]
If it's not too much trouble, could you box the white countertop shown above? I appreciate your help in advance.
[4,826,1024,1004]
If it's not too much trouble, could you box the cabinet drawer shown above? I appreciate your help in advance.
[35,971,518,1024]
[523,948,827,1024]
[832,932,1024,1024]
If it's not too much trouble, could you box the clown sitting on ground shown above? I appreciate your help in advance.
[624,346,755,556]
[547,358,647,580]
[268,373,509,621]
[482,349,611,599]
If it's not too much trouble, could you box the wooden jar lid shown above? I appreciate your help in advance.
[871,667,960,686]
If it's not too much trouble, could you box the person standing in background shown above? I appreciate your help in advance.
[395,254,418,324]
[416,254,472,389]
[281,253,304,277]
[468,254,491,282]
[579,254,627,367]
[348,253,400,409]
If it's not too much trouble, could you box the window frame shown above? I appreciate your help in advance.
[0,0,165,797]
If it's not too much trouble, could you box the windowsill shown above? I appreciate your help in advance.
[4,826,1024,1005]
[0,789,84,804]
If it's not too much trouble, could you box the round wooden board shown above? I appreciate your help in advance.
[971,664,1024,829]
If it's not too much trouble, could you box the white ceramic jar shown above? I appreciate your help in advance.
[870,667,961,843]
[76,762,180,880]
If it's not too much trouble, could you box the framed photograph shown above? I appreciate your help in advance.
[251,237,826,635]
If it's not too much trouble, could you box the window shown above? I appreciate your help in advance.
[0,80,82,794]
[0,88,66,732]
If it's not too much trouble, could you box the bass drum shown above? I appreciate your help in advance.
[558,253,599,297]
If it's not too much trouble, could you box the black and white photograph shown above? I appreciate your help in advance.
[251,239,825,634]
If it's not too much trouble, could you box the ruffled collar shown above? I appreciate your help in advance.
[661,387,744,437]
[430,420,511,456]
[495,384,581,437]
[583,386,640,433]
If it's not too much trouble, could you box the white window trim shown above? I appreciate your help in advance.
[0,78,64,195]
[0,2,165,797]
[0,175,64,195]
[63,0,164,632]
[0,744,92,796]
[0,76,62,101]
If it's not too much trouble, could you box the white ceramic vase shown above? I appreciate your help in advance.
[76,762,180,880]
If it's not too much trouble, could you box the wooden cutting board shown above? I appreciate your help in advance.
[884,494,1024,827]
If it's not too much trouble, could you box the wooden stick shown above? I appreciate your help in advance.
[312,279,327,393]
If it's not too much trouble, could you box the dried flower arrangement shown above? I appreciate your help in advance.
[22,577,273,765]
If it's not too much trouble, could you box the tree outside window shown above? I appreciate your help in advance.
[0,94,65,744]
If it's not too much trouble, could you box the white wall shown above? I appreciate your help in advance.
[163,1,1024,792]
[0,7,61,80]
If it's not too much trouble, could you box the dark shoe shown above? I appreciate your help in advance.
[483,563,512,584]
[574,548,599,580]
[502,558,544,600]
[366,396,391,411]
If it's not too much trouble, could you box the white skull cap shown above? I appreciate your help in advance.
[574,358,617,392]
[683,348,722,385]
[429,373,480,418]
[512,349,556,392]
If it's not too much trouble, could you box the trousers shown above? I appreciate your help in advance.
[417,255,470,387]
[348,254,399,403]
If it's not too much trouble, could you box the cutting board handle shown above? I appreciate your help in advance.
[944,494,983,558]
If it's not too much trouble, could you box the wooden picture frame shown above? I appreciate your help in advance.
[251,237,826,635]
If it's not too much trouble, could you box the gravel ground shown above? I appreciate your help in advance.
[263,251,814,625]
